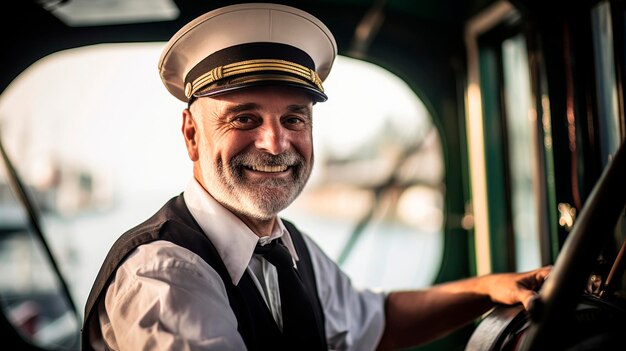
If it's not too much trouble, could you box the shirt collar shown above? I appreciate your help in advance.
[183,178,299,285]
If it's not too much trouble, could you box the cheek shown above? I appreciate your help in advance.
[209,132,253,163]
[293,133,314,161]
[195,133,221,167]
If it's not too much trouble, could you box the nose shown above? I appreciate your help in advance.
[255,121,289,155]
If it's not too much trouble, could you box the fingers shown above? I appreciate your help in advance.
[520,290,538,310]
[488,266,552,308]
[532,265,552,290]
[523,265,552,288]
[535,265,552,281]
[518,266,551,309]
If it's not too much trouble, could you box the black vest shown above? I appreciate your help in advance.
[81,194,327,350]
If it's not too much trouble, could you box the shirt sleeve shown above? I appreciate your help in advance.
[98,240,247,351]
[302,234,387,351]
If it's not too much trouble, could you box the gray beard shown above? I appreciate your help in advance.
[213,151,310,220]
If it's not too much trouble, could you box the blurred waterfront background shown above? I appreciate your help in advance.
[0,42,444,321]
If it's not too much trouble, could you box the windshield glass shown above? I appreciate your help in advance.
[0,43,444,314]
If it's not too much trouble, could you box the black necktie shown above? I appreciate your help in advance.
[255,239,326,349]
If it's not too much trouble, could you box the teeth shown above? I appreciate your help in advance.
[250,165,288,172]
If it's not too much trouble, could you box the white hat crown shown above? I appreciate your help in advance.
[159,3,337,102]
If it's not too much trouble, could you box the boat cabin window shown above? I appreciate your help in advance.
[0,44,445,311]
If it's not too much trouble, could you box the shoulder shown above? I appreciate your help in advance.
[119,240,223,284]
[125,240,208,268]
[104,194,205,273]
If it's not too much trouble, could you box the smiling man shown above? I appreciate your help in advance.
[82,3,550,351]
[186,86,315,235]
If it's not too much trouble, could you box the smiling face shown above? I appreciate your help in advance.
[182,86,314,227]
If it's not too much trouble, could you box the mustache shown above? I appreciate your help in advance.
[230,151,305,169]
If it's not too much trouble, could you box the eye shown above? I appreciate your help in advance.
[230,115,260,129]
[235,116,252,123]
[282,116,308,130]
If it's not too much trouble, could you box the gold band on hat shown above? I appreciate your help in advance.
[185,59,324,98]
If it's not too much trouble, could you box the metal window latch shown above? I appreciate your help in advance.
[558,202,576,231]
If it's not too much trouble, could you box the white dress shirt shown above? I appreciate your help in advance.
[94,178,386,350]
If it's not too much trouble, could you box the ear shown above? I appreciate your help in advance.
[182,108,199,161]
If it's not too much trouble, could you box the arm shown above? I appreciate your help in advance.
[376,266,551,350]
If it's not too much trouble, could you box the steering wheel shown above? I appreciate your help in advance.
[467,140,626,350]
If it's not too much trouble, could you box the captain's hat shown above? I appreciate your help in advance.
[158,3,337,103]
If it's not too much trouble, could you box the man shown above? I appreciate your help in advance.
[82,3,550,350]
